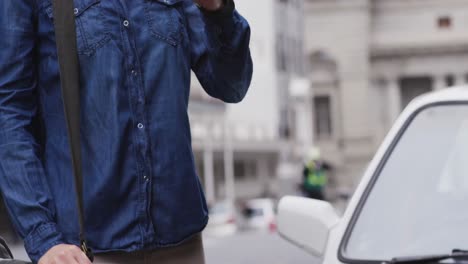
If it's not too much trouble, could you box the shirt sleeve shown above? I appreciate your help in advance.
[184,0,253,103]
[0,1,65,262]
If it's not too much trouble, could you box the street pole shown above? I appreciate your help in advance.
[223,120,236,202]
[203,137,215,205]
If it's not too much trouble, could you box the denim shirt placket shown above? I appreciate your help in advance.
[117,3,156,245]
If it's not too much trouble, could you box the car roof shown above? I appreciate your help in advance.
[398,86,468,122]
[245,198,274,207]
[410,86,468,109]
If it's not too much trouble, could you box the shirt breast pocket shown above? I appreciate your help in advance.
[144,0,185,46]
[44,0,111,56]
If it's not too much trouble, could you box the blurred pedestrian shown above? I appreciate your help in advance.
[302,148,331,200]
[0,0,252,263]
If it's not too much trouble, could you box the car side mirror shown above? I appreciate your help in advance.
[277,196,340,257]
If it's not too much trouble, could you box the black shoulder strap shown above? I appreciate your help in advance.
[51,0,93,261]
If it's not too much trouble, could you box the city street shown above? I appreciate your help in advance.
[204,232,318,264]
[9,232,319,263]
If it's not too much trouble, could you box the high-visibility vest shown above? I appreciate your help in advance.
[305,162,327,190]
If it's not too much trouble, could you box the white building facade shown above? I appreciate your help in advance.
[306,0,468,193]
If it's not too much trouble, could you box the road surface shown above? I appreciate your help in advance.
[204,232,318,264]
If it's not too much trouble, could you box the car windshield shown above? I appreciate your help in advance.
[243,207,264,218]
[343,104,468,261]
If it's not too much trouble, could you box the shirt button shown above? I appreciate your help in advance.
[137,123,144,129]
[123,20,130,27]
[74,8,79,15]
[131,70,138,76]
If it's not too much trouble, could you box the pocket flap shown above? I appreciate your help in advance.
[44,0,101,18]
[74,0,101,16]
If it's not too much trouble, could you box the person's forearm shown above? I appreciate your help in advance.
[0,1,66,262]
[187,0,253,103]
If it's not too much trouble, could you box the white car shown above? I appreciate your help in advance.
[241,198,276,233]
[204,201,238,237]
[278,87,468,263]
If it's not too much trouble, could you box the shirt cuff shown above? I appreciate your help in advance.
[24,223,65,263]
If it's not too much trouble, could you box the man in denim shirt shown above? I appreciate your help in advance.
[0,0,252,263]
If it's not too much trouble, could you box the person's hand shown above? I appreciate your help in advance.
[38,244,91,264]
[194,0,224,11]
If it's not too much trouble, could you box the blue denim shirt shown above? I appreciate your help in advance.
[0,0,252,262]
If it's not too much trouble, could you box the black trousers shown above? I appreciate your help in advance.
[305,189,325,200]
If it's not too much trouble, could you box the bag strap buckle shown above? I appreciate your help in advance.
[81,240,94,262]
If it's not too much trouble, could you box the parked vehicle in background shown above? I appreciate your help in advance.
[205,201,238,237]
[278,88,468,263]
[240,198,276,233]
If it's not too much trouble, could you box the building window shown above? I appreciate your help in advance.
[234,160,256,180]
[288,36,295,73]
[314,96,332,138]
[295,39,304,75]
[445,75,455,87]
[234,161,246,179]
[279,108,292,139]
[437,16,452,29]
[276,34,287,72]
[399,77,432,109]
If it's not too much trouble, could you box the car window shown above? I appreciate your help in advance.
[342,104,468,261]
[243,207,264,218]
